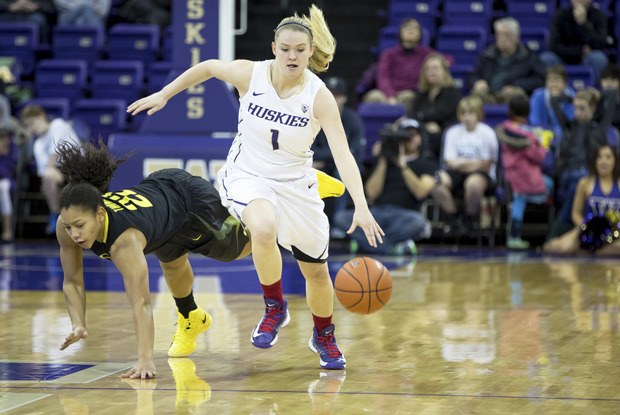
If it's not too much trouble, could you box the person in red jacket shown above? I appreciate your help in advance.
[496,94,552,249]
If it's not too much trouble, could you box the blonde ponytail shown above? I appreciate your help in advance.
[274,4,336,73]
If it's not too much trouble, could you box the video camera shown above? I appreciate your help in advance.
[378,128,410,161]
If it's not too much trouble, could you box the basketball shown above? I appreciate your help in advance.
[334,257,392,314]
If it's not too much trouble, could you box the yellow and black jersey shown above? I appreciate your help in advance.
[91,169,248,263]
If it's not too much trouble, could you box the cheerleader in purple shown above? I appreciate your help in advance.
[544,144,620,255]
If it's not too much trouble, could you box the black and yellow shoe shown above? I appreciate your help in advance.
[168,307,212,357]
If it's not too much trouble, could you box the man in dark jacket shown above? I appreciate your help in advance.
[312,76,365,238]
[540,0,609,82]
[468,17,545,103]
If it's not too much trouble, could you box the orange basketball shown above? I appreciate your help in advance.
[334,257,392,314]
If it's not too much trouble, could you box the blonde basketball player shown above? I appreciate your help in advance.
[128,4,384,370]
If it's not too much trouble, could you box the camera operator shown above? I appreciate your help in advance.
[335,118,448,255]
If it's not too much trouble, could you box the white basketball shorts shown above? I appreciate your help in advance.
[217,166,330,262]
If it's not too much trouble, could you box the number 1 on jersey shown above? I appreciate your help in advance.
[270,129,279,150]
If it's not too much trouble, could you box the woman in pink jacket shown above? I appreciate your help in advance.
[496,94,552,249]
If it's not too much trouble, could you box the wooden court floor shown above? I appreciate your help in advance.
[1,243,620,414]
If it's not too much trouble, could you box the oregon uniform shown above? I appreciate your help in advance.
[90,168,248,262]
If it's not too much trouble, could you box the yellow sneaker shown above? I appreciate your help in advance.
[168,307,212,357]
[314,168,345,198]
[168,358,212,411]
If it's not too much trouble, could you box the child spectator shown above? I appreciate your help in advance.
[496,94,552,249]
[437,96,499,233]
[529,65,575,141]
[19,105,80,235]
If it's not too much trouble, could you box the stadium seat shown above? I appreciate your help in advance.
[52,25,104,64]
[506,0,556,30]
[21,98,71,120]
[34,59,88,100]
[442,1,493,27]
[107,24,160,66]
[162,26,173,62]
[388,0,440,29]
[565,65,595,90]
[560,0,610,12]
[450,64,474,95]
[520,28,549,53]
[147,61,172,93]
[357,102,406,161]
[71,99,127,143]
[0,22,39,75]
[436,26,487,66]
[91,60,145,103]
[483,104,509,127]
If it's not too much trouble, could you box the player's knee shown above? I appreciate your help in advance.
[299,262,329,281]
[160,255,190,277]
[248,222,277,246]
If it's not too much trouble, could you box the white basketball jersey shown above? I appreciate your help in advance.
[226,60,323,180]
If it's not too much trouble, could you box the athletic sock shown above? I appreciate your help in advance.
[312,314,333,333]
[261,280,284,305]
[174,291,198,318]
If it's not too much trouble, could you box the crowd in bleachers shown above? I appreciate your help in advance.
[333,0,620,254]
[1,0,620,256]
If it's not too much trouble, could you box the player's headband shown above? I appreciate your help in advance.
[275,21,313,38]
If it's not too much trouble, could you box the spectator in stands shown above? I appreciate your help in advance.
[529,65,575,142]
[410,52,461,161]
[543,144,620,255]
[468,17,545,104]
[19,105,80,235]
[335,118,444,255]
[548,87,617,239]
[436,95,499,233]
[0,94,29,147]
[540,0,609,83]
[0,128,16,243]
[53,0,110,28]
[362,18,452,114]
[599,63,620,133]
[312,76,365,239]
[496,94,552,249]
[0,0,55,43]
[117,0,170,29]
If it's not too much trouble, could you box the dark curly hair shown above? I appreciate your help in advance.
[58,139,129,213]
